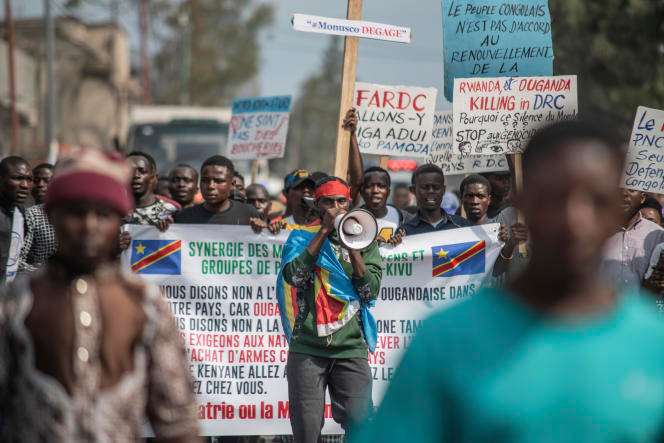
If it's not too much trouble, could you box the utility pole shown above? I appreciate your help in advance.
[45,0,57,163]
[139,0,151,105]
[177,4,190,105]
[4,0,19,156]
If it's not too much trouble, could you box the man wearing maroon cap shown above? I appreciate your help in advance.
[280,177,382,443]
[0,148,201,442]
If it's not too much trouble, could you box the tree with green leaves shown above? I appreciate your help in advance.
[549,0,664,131]
[276,37,343,176]
[152,0,273,106]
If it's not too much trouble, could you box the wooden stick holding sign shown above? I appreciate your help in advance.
[332,0,362,179]
[292,7,413,179]
[251,159,259,184]
[379,156,389,170]
[513,154,527,257]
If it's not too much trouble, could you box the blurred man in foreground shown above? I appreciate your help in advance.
[0,148,201,442]
[353,120,664,442]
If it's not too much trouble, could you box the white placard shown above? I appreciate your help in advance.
[622,106,664,194]
[292,13,411,43]
[354,82,437,158]
[427,110,508,175]
[227,95,291,160]
[452,75,578,155]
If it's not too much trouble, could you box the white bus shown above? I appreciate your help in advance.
[125,106,232,175]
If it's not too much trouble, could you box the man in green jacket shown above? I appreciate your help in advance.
[282,176,382,443]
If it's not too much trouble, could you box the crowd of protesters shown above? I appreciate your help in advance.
[1,109,664,442]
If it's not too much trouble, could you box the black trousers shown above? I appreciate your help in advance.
[286,352,373,443]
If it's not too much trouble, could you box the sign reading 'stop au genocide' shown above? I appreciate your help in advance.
[353,82,437,158]
[427,110,507,175]
[441,0,554,101]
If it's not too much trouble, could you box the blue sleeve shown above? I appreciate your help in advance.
[350,324,448,442]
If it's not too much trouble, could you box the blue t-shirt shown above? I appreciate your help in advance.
[352,288,664,442]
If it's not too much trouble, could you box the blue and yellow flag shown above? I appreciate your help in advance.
[432,240,485,278]
[131,239,182,275]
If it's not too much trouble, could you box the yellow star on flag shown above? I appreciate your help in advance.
[436,248,448,259]
[135,243,146,255]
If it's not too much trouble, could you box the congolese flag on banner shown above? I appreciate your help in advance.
[432,240,485,278]
[131,239,182,275]
[276,225,377,353]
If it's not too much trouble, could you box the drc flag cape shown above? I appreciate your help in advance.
[276,228,377,354]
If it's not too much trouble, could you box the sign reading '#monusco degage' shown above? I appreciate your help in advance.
[292,13,411,43]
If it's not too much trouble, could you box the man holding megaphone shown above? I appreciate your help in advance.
[277,177,382,443]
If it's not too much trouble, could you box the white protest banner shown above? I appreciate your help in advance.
[427,110,508,175]
[622,106,664,194]
[122,224,501,436]
[452,75,578,155]
[228,95,292,160]
[292,13,411,43]
[354,82,437,157]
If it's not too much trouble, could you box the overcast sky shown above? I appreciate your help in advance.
[5,0,451,109]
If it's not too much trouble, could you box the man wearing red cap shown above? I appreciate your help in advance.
[279,177,382,443]
[0,148,201,442]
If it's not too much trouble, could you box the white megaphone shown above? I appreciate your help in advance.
[334,208,378,251]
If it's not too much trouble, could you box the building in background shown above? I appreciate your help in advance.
[0,16,139,162]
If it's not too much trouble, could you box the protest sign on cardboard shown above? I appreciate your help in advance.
[354,82,437,158]
[452,75,577,156]
[427,110,507,175]
[292,13,411,43]
[227,95,291,160]
[622,106,664,194]
[441,0,554,101]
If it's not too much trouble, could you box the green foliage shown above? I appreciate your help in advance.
[152,0,273,106]
[549,0,664,132]
[275,37,343,176]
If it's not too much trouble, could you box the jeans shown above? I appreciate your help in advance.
[286,353,373,443]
